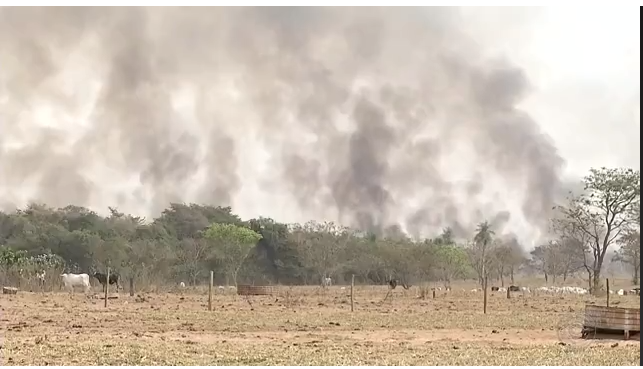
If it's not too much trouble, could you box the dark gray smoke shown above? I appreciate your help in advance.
[0,7,565,242]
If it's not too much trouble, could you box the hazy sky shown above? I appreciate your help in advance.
[462,6,640,177]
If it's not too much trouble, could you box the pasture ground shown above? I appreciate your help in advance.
[0,284,640,365]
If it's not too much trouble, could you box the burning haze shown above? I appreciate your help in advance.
[0,7,639,247]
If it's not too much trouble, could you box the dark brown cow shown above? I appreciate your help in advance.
[387,279,410,290]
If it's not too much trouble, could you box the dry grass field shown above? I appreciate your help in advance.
[1,283,640,366]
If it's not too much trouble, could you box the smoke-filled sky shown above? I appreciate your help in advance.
[0,7,639,247]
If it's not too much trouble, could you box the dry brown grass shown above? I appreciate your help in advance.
[1,283,640,365]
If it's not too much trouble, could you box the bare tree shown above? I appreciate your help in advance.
[489,237,524,286]
[553,168,640,293]
[612,230,640,285]
[175,238,210,286]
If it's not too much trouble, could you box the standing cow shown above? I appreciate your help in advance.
[92,271,121,292]
[322,276,332,287]
[61,273,91,294]
[36,270,46,289]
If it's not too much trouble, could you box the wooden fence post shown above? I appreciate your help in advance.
[606,278,610,307]
[208,271,214,311]
[483,276,488,314]
[350,274,355,312]
[129,277,134,297]
[506,287,510,299]
[104,267,110,308]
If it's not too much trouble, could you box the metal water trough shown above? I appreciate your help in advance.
[583,304,640,340]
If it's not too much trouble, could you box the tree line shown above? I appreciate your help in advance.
[0,167,639,293]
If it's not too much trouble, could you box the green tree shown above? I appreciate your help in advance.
[203,223,262,286]
[290,221,351,285]
[434,243,470,288]
[249,217,301,284]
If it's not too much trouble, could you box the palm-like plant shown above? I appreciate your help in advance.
[474,221,494,248]
[474,221,495,281]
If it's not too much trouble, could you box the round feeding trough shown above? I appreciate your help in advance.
[236,285,274,296]
[583,304,640,340]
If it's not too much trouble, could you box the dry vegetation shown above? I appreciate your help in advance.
[1,281,640,366]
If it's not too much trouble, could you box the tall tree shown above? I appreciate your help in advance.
[553,167,640,293]
[290,221,351,285]
[470,221,494,286]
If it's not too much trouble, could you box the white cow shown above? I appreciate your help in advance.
[61,273,91,294]
[36,270,46,287]
[322,277,332,287]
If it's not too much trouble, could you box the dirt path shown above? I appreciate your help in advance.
[161,328,641,347]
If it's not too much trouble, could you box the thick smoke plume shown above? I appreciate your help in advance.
[0,7,564,244]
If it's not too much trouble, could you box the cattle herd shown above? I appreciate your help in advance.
[14,271,643,298]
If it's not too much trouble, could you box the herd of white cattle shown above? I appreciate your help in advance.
[465,285,639,296]
[534,286,640,296]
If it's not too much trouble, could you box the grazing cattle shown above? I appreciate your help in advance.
[322,277,332,287]
[632,288,640,296]
[179,282,186,288]
[508,285,520,292]
[521,286,531,293]
[387,279,410,290]
[61,273,91,294]
[36,270,46,287]
[499,287,507,293]
[92,272,121,291]
[491,286,500,292]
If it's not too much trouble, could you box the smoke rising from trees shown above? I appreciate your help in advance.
[0,7,565,245]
